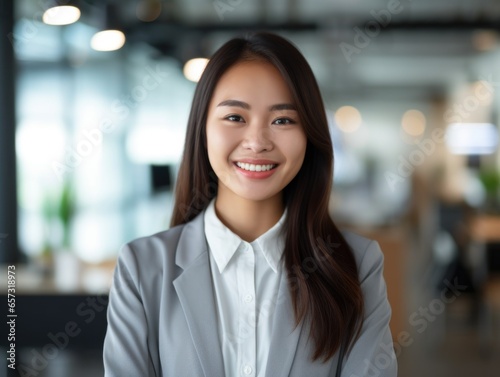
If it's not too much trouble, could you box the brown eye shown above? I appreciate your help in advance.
[225,115,244,122]
[273,117,295,125]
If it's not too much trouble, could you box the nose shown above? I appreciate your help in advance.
[241,124,274,153]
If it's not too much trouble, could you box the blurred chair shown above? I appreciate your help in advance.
[423,203,478,349]
[468,215,500,355]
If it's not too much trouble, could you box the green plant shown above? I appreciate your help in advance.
[479,169,500,197]
[41,191,57,256]
[478,168,500,213]
[58,179,75,249]
[40,178,75,254]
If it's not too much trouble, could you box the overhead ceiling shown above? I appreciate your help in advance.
[15,0,500,102]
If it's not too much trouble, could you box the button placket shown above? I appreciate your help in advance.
[237,242,256,377]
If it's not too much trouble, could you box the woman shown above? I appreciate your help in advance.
[103,32,397,377]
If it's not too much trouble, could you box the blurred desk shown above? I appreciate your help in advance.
[470,215,500,243]
[0,260,116,295]
[1,262,116,351]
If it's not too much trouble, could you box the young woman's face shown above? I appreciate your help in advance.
[206,60,307,203]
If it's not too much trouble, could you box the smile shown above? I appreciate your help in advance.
[235,162,278,172]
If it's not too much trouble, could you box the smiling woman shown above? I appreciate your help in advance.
[103,32,397,377]
[205,59,307,237]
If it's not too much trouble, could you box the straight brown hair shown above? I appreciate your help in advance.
[170,32,364,362]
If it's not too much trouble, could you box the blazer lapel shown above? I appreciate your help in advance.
[264,266,305,377]
[173,211,225,377]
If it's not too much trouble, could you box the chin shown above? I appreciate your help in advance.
[233,188,280,203]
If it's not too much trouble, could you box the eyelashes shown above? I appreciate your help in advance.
[222,114,297,125]
[273,118,296,125]
[224,114,244,122]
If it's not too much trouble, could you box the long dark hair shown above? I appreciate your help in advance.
[170,32,364,362]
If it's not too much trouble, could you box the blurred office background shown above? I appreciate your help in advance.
[1,0,500,376]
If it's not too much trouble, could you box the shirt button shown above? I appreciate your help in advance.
[243,365,252,375]
[244,294,253,303]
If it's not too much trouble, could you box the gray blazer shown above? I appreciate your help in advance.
[103,208,397,377]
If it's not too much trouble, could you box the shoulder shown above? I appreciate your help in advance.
[340,229,385,281]
[122,222,186,257]
[114,209,207,284]
[126,223,186,256]
[115,223,188,279]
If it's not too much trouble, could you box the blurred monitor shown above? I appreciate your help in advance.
[150,164,172,192]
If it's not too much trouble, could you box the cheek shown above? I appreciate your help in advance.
[205,124,218,167]
[206,125,235,166]
[285,132,307,165]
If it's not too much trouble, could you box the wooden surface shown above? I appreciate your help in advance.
[469,215,500,242]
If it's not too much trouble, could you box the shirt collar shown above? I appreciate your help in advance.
[204,197,287,274]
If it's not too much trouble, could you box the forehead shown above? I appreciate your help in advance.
[210,59,294,104]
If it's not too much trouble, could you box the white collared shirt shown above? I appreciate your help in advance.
[204,197,287,377]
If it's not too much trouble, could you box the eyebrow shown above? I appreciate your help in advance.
[216,99,297,112]
[270,103,297,111]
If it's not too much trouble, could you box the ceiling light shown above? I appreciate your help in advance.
[472,30,498,52]
[334,106,362,133]
[136,0,162,22]
[183,58,209,82]
[43,5,81,26]
[90,30,126,52]
[90,3,126,52]
[401,109,426,136]
[446,123,498,155]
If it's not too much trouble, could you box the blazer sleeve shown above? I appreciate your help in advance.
[103,243,157,377]
[340,240,398,377]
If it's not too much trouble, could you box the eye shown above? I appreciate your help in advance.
[224,114,244,122]
[273,117,296,125]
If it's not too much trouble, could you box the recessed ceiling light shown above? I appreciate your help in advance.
[90,30,126,52]
[402,109,426,136]
[183,58,209,82]
[43,5,81,26]
[334,106,362,133]
[472,30,498,52]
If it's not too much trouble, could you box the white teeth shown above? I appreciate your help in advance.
[236,162,277,172]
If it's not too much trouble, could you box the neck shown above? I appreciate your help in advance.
[214,190,284,243]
